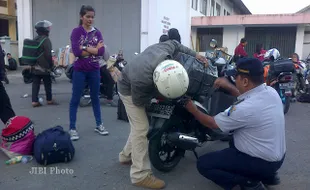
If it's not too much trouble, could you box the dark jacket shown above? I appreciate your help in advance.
[32,35,53,75]
[117,40,196,107]
[0,44,5,81]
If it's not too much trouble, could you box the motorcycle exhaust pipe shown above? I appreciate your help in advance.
[167,132,199,150]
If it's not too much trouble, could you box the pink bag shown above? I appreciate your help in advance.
[1,116,35,158]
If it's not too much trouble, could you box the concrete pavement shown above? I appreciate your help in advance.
[0,69,310,190]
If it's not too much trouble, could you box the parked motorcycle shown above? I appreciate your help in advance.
[79,53,127,107]
[263,59,295,114]
[147,40,236,172]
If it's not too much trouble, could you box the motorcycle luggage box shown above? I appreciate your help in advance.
[206,91,236,116]
[269,60,295,77]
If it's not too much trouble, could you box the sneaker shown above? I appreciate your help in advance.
[69,129,80,141]
[133,174,166,189]
[95,124,109,135]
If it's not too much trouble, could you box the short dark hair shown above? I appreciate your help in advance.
[7,53,11,56]
[238,73,264,85]
[240,38,247,43]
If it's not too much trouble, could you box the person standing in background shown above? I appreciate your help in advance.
[234,38,248,62]
[69,5,109,141]
[254,44,267,62]
[0,44,15,124]
[31,20,58,107]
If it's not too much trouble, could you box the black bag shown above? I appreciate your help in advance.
[268,59,295,78]
[117,99,129,122]
[175,53,218,97]
[297,93,310,103]
[33,126,75,165]
[206,91,237,116]
[21,37,46,66]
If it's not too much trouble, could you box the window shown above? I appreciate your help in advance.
[227,12,230,15]
[0,0,7,7]
[224,9,226,16]
[0,19,9,37]
[191,0,198,10]
[216,3,221,16]
[200,0,207,15]
[211,0,215,16]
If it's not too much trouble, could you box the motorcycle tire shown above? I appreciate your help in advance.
[148,118,185,173]
[283,96,290,115]
[79,97,91,107]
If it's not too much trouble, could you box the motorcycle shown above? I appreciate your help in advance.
[263,59,295,114]
[147,40,236,172]
[79,53,127,107]
[293,60,309,96]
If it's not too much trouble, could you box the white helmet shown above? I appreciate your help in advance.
[264,48,280,60]
[153,60,189,99]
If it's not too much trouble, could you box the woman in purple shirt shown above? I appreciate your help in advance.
[69,5,109,140]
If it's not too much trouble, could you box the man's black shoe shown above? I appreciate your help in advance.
[262,174,281,186]
[241,181,266,190]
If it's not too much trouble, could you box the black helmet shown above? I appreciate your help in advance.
[34,20,52,33]
[22,68,33,84]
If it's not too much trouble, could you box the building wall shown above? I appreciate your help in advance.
[0,0,17,41]
[302,32,310,60]
[30,0,141,61]
[222,26,245,55]
[295,25,305,58]
[142,0,191,50]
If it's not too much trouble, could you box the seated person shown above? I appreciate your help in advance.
[185,58,286,190]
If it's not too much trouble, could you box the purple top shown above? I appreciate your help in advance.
[70,26,105,72]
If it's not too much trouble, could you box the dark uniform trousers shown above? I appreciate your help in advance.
[196,139,285,190]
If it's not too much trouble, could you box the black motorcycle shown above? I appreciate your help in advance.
[147,40,236,172]
[263,59,295,114]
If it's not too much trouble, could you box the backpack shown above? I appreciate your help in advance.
[117,99,129,122]
[21,37,46,66]
[33,126,75,165]
[1,116,35,158]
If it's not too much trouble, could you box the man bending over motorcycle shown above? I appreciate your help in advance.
[117,30,208,189]
[185,58,286,190]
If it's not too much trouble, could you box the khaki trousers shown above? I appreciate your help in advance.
[118,93,152,183]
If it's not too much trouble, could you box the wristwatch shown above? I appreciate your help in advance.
[82,46,87,50]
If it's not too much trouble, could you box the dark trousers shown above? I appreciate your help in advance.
[32,74,52,102]
[0,82,15,124]
[69,70,101,129]
[197,141,285,190]
[100,66,115,100]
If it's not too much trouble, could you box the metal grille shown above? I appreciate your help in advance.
[245,27,297,58]
[197,28,223,52]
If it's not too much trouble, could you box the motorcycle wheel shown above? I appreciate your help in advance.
[283,96,290,114]
[79,97,91,107]
[148,119,186,173]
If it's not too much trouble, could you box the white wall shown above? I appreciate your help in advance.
[16,0,33,57]
[222,26,245,55]
[295,25,305,59]
[140,0,191,52]
[302,33,310,60]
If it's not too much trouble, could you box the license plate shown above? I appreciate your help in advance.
[279,82,294,89]
[147,103,175,119]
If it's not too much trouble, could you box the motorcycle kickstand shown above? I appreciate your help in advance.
[192,149,199,160]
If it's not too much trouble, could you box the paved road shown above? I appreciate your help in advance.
[1,69,310,190]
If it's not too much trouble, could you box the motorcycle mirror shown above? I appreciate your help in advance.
[209,39,217,48]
